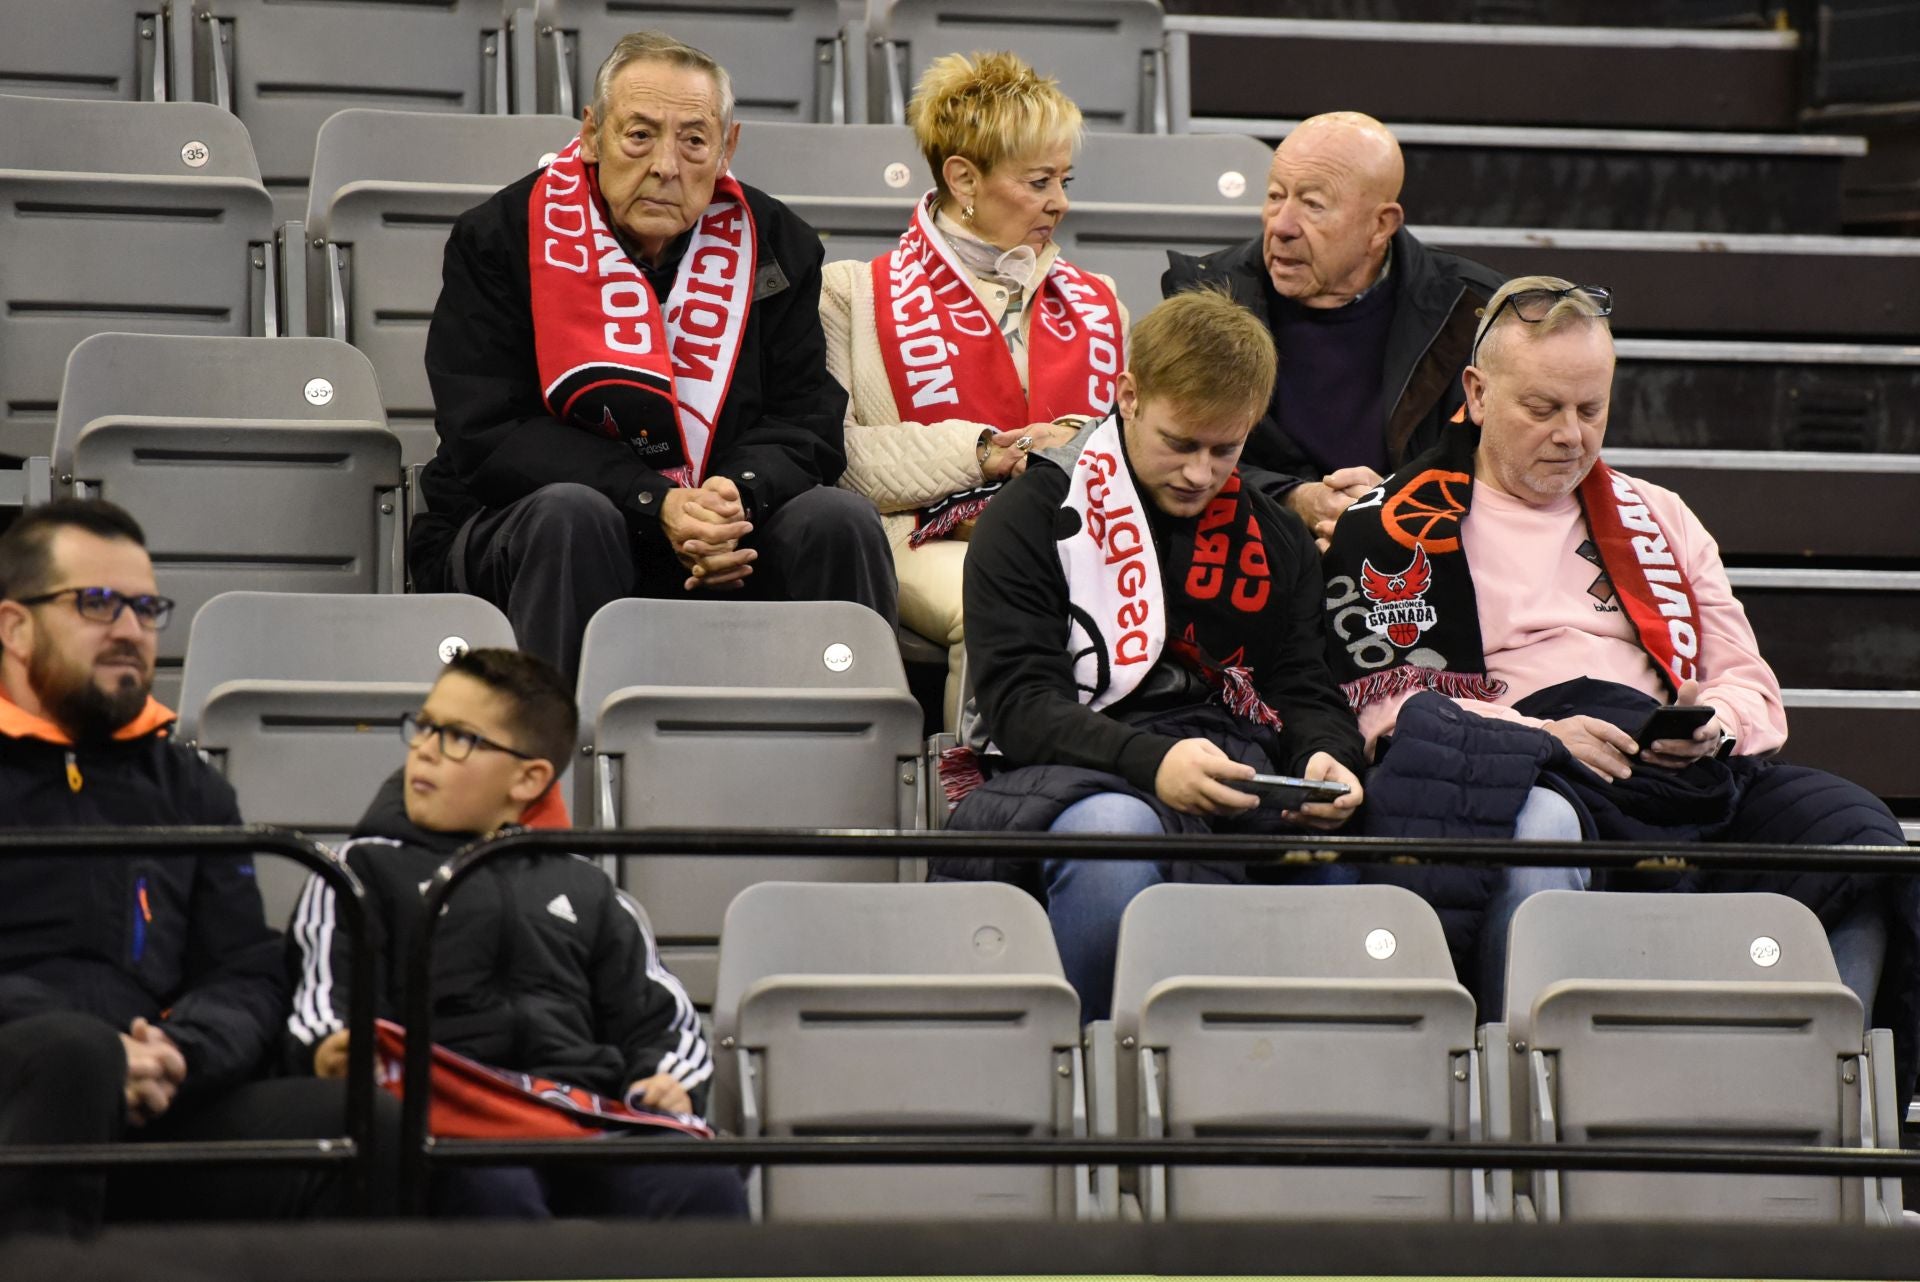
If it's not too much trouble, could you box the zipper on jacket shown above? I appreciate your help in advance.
[65,750,81,792]
[132,877,151,962]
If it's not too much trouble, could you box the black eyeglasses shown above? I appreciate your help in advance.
[15,586,175,631]
[399,711,536,763]
[1472,284,1613,364]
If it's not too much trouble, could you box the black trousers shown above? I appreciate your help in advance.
[452,482,898,681]
[0,1012,397,1236]
[431,1142,748,1221]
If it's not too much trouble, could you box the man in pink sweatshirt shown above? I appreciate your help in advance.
[1323,275,1906,1026]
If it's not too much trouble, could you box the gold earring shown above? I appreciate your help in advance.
[963,204,975,222]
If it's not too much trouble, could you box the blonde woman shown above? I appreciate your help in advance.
[822,51,1128,728]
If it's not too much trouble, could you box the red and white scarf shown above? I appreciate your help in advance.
[873,193,1122,542]
[528,139,756,486]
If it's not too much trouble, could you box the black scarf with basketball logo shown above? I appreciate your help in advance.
[1323,426,1703,713]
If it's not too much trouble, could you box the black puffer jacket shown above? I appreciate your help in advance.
[283,772,711,1110]
[1162,228,1504,488]
[0,697,283,1096]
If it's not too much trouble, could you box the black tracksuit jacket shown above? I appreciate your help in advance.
[283,772,712,1111]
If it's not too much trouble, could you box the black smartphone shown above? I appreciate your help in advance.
[1227,774,1353,809]
[1633,704,1716,746]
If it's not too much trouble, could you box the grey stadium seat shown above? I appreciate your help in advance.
[1109,883,1484,1222]
[713,880,1087,1220]
[521,0,855,123]
[869,0,1169,133]
[189,0,505,218]
[1058,131,1270,321]
[176,591,516,918]
[1494,890,1901,1225]
[301,108,579,463]
[575,598,926,1002]
[41,334,403,710]
[0,0,192,103]
[732,121,919,264]
[0,94,275,462]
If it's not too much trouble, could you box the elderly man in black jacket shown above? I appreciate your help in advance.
[0,501,386,1235]
[410,30,893,678]
[944,292,1366,1020]
[1164,112,1505,548]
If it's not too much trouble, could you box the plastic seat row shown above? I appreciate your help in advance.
[174,590,923,997]
[711,878,1904,1224]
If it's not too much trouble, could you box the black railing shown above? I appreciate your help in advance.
[397,826,1920,1211]
[0,827,380,1212]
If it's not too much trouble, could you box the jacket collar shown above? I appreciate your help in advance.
[0,687,174,746]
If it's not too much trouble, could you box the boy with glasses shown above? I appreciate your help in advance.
[285,647,745,1220]
[0,499,387,1234]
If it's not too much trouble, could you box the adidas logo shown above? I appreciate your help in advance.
[547,894,578,925]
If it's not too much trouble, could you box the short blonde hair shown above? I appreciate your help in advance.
[592,30,734,130]
[906,51,1082,198]
[1130,289,1277,426]
[1473,274,1612,368]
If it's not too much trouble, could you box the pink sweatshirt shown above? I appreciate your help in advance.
[1355,473,1788,755]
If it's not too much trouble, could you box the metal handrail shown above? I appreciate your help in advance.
[398,826,1920,1209]
[0,827,379,1212]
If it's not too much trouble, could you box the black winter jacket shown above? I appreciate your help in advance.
[409,172,850,591]
[1162,228,1505,488]
[959,431,1365,797]
[0,698,284,1096]
[284,772,712,1110]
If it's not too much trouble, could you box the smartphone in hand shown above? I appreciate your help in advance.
[1227,774,1353,809]
[1632,704,1716,746]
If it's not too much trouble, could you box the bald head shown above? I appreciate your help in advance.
[1262,112,1406,308]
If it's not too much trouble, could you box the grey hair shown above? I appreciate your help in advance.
[1473,273,1611,369]
[590,30,735,131]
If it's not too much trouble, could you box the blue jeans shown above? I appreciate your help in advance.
[1044,792,1168,1021]
[1479,786,1588,1019]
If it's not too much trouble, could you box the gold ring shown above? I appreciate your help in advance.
[1015,434,1034,452]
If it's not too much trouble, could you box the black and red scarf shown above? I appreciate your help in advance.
[874,193,1123,546]
[528,139,757,486]
[1323,425,1704,712]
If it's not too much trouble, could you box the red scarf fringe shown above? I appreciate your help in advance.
[1341,664,1507,714]
[1220,664,1283,730]
[909,492,995,549]
[939,744,985,810]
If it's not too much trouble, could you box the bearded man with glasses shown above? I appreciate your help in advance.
[0,499,393,1234]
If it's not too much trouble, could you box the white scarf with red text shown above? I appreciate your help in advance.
[1058,414,1164,712]
[528,139,756,485]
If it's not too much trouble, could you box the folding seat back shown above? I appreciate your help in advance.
[714,880,1085,1219]
[191,0,504,217]
[0,95,274,460]
[0,0,189,103]
[51,334,403,706]
[177,590,516,913]
[870,0,1167,133]
[732,122,920,265]
[304,108,579,462]
[576,598,925,1002]
[1111,883,1480,1221]
[1502,891,1896,1224]
[1057,130,1269,322]
[525,0,853,123]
